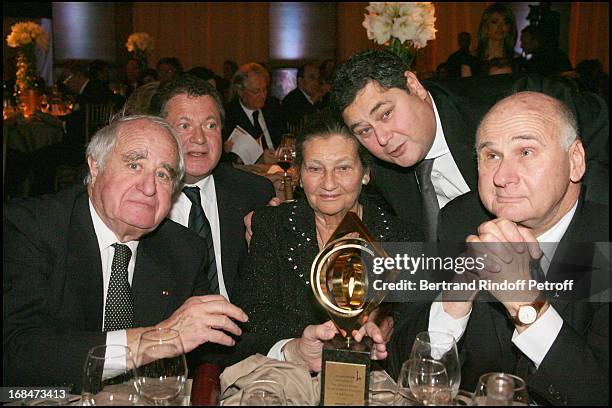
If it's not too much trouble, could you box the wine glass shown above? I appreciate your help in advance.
[411,331,461,400]
[136,328,188,405]
[396,358,449,406]
[276,145,295,177]
[81,345,140,406]
[39,94,50,113]
[473,373,530,406]
[239,380,287,406]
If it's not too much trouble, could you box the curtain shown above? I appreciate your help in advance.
[132,2,269,76]
[569,2,609,72]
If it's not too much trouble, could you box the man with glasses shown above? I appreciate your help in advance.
[223,62,287,163]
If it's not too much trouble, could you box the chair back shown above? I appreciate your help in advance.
[85,103,115,144]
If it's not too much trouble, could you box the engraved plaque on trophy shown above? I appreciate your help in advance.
[311,212,398,406]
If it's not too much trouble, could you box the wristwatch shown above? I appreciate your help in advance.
[510,295,546,326]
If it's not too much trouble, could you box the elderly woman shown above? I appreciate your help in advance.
[233,112,422,370]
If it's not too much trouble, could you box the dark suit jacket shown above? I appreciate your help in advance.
[3,186,210,390]
[369,81,478,233]
[210,163,275,298]
[391,192,610,405]
[281,88,320,128]
[222,98,287,149]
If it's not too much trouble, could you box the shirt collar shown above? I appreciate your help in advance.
[239,99,258,119]
[424,92,450,160]
[536,199,579,263]
[79,79,90,95]
[300,88,314,105]
[89,198,139,252]
[184,174,212,191]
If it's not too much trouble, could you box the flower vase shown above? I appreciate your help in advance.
[19,88,40,118]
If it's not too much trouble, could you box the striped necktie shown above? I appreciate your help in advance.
[182,186,220,294]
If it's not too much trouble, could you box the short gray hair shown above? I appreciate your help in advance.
[85,115,185,194]
[232,62,269,91]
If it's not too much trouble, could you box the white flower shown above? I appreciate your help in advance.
[363,2,436,50]
[363,14,393,45]
[126,32,154,53]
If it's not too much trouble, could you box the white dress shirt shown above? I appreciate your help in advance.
[89,199,139,374]
[424,95,471,209]
[168,175,229,300]
[240,100,274,150]
[428,199,579,369]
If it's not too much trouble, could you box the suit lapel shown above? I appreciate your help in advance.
[131,230,175,327]
[65,191,104,331]
[211,167,244,297]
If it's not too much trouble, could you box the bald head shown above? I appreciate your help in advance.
[477,92,578,151]
[475,91,586,236]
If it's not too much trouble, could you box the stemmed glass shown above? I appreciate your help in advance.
[473,373,530,406]
[411,331,461,400]
[395,358,450,406]
[239,380,287,406]
[136,328,188,405]
[81,345,140,406]
[276,141,296,202]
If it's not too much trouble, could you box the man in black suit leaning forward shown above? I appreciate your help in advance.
[3,115,248,390]
[331,50,476,241]
[390,92,609,405]
[155,75,275,301]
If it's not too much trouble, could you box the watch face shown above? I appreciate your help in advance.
[518,305,538,324]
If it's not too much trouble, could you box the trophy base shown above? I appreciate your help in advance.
[320,335,372,406]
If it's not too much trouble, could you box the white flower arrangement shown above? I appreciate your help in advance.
[6,21,49,50]
[125,32,154,53]
[362,2,436,67]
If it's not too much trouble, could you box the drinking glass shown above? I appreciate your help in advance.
[396,358,449,406]
[136,328,188,405]
[411,331,461,399]
[473,373,530,406]
[276,145,295,177]
[239,380,287,406]
[81,345,140,406]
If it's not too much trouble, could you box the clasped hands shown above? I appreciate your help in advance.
[445,218,547,319]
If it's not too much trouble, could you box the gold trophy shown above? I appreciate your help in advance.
[311,212,398,406]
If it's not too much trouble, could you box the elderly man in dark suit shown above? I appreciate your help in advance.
[3,115,248,390]
[155,74,275,301]
[390,92,609,405]
[223,62,287,163]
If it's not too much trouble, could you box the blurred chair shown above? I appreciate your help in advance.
[85,103,116,144]
[54,163,88,192]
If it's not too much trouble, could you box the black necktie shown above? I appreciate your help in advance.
[183,186,219,294]
[104,243,134,331]
[252,110,269,149]
[416,158,440,242]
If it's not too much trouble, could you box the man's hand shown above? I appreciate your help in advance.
[150,295,248,353]
[258,148,278,164]
[244,197,282,246]
[466,218,544,314]
[282,321,338,372]
[353,320,389,360]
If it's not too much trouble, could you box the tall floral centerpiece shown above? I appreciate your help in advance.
[362,2,436,70]
[6,21,49,94]
[126,32,154,70]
